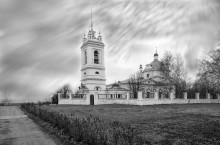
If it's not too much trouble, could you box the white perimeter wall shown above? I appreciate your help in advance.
[58,92,220,105]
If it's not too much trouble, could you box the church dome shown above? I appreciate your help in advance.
[143,59,168,72]
[154,53,158,56]
[112,82,120,87]
[150,59,163,70]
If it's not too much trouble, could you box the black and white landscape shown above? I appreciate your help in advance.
[0,0,220,145]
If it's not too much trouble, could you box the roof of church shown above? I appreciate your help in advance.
[107,82,125,91]
[150,59,163,69]
[143,59,168,72]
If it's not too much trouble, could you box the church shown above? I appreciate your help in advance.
[58,13,220,105]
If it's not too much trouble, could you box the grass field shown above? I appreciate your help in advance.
[44,104,220,145]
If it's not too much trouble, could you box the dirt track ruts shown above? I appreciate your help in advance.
[0,106,59,145]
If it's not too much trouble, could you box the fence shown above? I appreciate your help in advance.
[158,92,169,99]
[143,92,154,99]
[210,93,217,99]
[187,91,196,99]
[130,93,138,99]
[59,91,220,105]
[71,94,86,99]
[98,93,127,99]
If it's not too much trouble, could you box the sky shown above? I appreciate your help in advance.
[0,0,220,102]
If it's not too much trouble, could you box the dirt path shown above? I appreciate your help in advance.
[0,106,59,145]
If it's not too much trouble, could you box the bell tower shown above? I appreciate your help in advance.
[80,11,106,91]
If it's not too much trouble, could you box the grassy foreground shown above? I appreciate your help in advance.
[43,104,220,145]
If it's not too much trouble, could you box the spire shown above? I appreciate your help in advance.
[154,47,159,60]
[91,9,93,31]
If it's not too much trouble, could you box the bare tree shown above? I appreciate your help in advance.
[196,48,220,95]
[160,51,175,94]
[161,51,187,98]
[128,71,144,98]
[74,84,89,98]
[172,55,187,97]
[51,84,72,104]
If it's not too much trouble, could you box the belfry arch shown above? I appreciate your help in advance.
[94,50,99,64]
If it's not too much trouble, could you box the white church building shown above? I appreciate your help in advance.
[58,14,220,105]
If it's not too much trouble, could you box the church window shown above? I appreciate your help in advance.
[84,72,86,75]
[84,51,87,64]
[148,81,150,83]
[147,92,150,98]
[95,71,99,74]
[147,74,150,78]
[94,50,99,64]
[159,92,162,99]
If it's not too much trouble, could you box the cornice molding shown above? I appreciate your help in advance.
[81,40,105,49]
[81,78,107,81]
[81,66,105,71]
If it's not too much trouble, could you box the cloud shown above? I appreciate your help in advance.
[0,0,220,102]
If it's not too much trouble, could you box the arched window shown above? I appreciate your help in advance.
[84,51,87,64]
[95,71,99,74]
[94,50,99,64]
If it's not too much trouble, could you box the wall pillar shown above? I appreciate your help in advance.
[126,93,130,100]
[94,92,98,105]
[217,94,220,100]
[137,91,143,106]
[207,93,211,99]
[195,93,200,100]
[184,92,187,100]
[86,94,90,105]
[137,91,143,100]
[58,93,61,100]
[154,92,159,100]
[170,92,175,100]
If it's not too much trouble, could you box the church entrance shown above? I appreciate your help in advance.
[90,95,94,105]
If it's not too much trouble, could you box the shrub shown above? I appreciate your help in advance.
[21,103,149,145]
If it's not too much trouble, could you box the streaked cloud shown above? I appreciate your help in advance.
[0,0,219,101]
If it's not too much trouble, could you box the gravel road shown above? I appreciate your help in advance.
[0,106,59,145]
